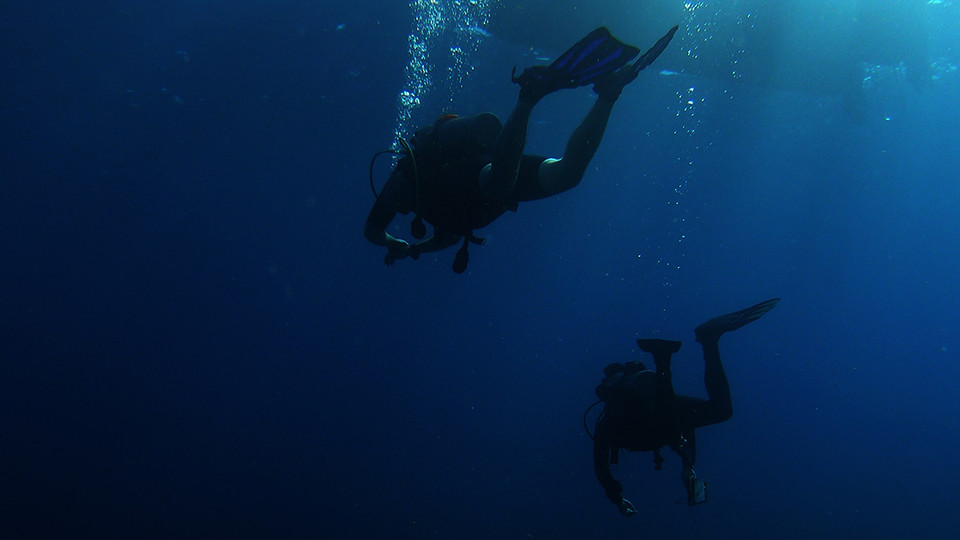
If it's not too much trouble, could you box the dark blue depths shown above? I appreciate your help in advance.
[2,2,959,539]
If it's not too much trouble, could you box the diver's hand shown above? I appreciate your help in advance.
[617,497,637,517]
[384,239,411,266]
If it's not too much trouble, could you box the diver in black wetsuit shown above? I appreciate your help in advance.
[591,298,780,516]
[365,26,678,273]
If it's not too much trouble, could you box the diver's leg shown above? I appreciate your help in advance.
[637,339,680,414]
[668,347,731,428]
[533,26,680,197]
[479,99,536,200]
[638,338,682,454]
[689,298,781,426]
[697,334,733,426]
[537,97,616,196]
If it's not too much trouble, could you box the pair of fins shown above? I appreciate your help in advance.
[637,297,781,358]
[513,24,679,95]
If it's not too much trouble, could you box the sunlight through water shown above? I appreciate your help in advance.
[393,0,493,147]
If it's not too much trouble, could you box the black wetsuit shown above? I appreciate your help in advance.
[593,339,733,504]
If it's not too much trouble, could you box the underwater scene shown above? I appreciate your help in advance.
[2,1,959,538]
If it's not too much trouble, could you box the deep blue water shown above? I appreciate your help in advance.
[2,1,959,539]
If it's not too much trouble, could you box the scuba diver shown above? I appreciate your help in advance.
[588,298,780,517]
[366,25,679,273]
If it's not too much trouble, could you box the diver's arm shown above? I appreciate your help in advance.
[364,201,409,248]
[594,422,637,517]
[593,427,623,504]
[364,219,407,249]
[365,172,415,262]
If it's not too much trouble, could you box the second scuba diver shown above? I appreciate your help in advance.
[589,298,780,516]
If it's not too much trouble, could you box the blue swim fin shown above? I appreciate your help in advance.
[594,25,679,101]
[694,297,781,343]
[512,27,641,101]
[627,25,678,75]
[548,27,641,86]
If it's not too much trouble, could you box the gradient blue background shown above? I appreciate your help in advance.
[2,1,959,538]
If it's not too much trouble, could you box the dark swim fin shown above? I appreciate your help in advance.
[593,26,679,101]
[548,27,641,86]
[637,339,682,356]
[626,24,678,76]
[512,27,640,100]
[594,25,679,100]
[637,338,682,367]
[695,298,781,343]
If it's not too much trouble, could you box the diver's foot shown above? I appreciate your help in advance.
[637,339,680,369]
[695,298,781,343]
[593,66,637,101]
[511,66,573,103]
